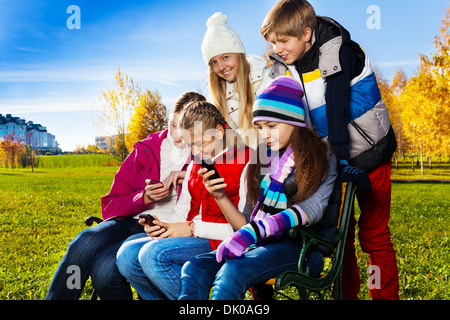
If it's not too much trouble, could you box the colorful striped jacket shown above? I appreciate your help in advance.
[265,17,395,169]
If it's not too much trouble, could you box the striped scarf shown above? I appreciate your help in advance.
[250,146,295,223]
[215,145,308,261]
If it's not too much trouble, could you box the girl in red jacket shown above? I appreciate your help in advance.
[116,101,252,300]
[45,92,205,300]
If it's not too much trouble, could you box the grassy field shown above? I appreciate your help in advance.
[0,167,116,299]
[0,157,449,300]
[36,154,121,169]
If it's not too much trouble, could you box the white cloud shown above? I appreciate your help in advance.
[0,59,207,85]
[0,97,93,114]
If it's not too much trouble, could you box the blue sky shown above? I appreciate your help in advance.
[0,0,448,151]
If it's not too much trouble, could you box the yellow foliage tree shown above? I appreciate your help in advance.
[93,67,141,161]
[389,69,409,156]
[125,89,167,151]
[398,7,450,173]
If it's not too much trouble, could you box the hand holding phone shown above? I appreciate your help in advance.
[193,156,221,180]
[148,180,164,187]
[194,155,227,200]
[139,213,156,226]
[143,179,170,204]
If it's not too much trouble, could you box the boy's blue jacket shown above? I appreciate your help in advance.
[267,16,396,170]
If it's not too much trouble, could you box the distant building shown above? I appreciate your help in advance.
[0,113,60,153]
[95,135,116,152]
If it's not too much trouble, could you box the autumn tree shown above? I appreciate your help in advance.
[389,70,409,158]
[24,131,38,172]
[125,89,167,151]
[397,7,450,174]
[0,133,25,169]
[375,67,405,167]
[93,68,141,161]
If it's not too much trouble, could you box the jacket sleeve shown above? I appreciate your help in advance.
[166,161,193,223]
[296,152,337,225]
[325,44,363,160]
[100,148,153,221]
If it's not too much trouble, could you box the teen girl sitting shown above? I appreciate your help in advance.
[116,101,252,299]
[179,76,338,300]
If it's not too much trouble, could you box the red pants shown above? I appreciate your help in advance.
[342,160,400,300]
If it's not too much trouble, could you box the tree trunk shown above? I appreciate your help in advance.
[420,144,424,175]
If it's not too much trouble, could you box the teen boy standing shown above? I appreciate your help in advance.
[260,0,399,300]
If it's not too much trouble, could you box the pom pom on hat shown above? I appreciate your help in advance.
[206,12,228,27]
[201,12,245,65]
[252,76,307,128]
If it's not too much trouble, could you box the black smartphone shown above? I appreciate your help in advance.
[139,213,156,225]
[193,155,221,180]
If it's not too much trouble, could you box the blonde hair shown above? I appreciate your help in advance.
[260,0,317,40]
[208,53,254,132]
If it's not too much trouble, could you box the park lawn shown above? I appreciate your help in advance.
[0,167,117,299]
[0,165,449,300]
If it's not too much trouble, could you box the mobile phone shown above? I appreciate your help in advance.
[149,180,164,187]
[139,213,156,225]
[200,158,222,180]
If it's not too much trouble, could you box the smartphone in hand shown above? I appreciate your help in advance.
[149,180,164,188]
[139,213,156,225]
[193,156,221,180]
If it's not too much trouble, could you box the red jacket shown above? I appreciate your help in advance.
[100,129,189,221]
[187,146,252,249]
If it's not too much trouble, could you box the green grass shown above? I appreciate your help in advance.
[391,157,450,180]
[36,154,121,169]
[0,162,448,300]
[354,183,449,300]
[0,166,117,299]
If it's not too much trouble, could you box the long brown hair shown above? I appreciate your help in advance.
[246,126,329,207]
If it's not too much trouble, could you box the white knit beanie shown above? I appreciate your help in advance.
[201,12,246,65]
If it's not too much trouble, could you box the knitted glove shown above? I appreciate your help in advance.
[339,160,372,192]
[216,225,257,262]
[216,205,307,262]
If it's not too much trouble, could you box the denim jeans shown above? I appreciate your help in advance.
[45,218,144,300]
[116,234,212,300]
[179,238,324,300]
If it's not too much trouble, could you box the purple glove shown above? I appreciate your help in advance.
[216,225,257,262]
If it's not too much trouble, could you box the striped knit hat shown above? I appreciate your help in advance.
[252,76,306,127]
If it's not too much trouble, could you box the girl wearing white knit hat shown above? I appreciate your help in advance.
[201,12,270,147]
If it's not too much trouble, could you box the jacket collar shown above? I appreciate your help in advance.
[136,129,168,151]
[269,16,352,79]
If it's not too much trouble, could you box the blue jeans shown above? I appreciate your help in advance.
[179,238,324,300]
[45,218,144,300]
[116,234,212,300]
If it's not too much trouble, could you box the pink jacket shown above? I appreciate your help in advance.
[100,129,188,221]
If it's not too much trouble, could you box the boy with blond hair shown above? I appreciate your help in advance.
[260,0,399,300]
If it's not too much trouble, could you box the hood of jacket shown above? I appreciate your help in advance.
[269,16,354,79]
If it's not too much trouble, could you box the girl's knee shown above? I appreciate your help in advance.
[181,255,202,277]
[138,239,164,266]
[116,237,150,276]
